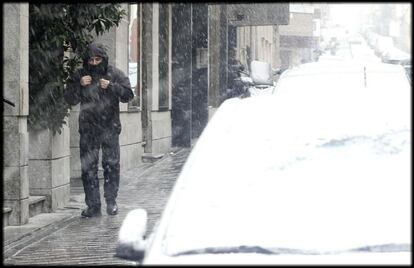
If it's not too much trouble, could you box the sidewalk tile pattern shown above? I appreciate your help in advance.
[3,148,190,265]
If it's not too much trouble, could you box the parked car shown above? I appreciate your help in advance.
[381,47,411,65]
[116,60,411,265]
[374,36,394,59]
[403,63,411,84]
[347,33,365,45]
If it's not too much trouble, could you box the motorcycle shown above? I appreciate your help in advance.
[247,60,277,97]
[225,60,282,99]
[225,63,252,99]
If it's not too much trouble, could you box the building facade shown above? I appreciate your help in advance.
[279,4,320,69]
[3,3,30,226]
[3,3,290,226]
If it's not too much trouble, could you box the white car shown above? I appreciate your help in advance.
[374,36,394,58]
[117,60,411,265]
[382,47,411,65]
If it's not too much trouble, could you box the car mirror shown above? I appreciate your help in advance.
[115,208,148,262]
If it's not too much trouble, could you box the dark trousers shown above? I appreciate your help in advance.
[80,130,120,208]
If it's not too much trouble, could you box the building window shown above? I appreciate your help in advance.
[128,3,141,109]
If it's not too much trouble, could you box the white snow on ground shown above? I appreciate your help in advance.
[156,60,411,257]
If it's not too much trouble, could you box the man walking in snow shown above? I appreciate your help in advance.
[64,42,134,217]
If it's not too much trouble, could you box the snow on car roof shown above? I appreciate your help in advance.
[275,60,410,102]
[158,73,411,256]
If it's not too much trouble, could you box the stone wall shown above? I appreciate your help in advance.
[119,112,143,171]
[28,120,71,211]
[3,3,30,225]
[151,111,172,154]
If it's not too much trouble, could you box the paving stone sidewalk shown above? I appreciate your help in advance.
[3,147,191,266]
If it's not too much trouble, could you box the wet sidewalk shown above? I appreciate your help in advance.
[3,147,191,265]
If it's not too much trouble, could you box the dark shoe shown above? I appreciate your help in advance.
[81,206,101,217]
[107,201,118,215]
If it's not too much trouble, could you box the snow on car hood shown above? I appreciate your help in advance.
[155,65,411,257]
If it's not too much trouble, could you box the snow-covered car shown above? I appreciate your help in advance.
[347,33,365,45]
[381,47,411,65]
[116,61,411,265]
[374,36,394,58]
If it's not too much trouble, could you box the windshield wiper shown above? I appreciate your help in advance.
[173,243,411,257]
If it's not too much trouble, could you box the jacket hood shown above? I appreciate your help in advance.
[82,42,109,72]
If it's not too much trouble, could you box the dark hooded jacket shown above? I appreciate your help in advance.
[64,43,134,135]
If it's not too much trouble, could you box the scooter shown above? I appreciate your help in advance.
[225,63,252,99]
[247,60,277,97]
[225,60,281,99]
